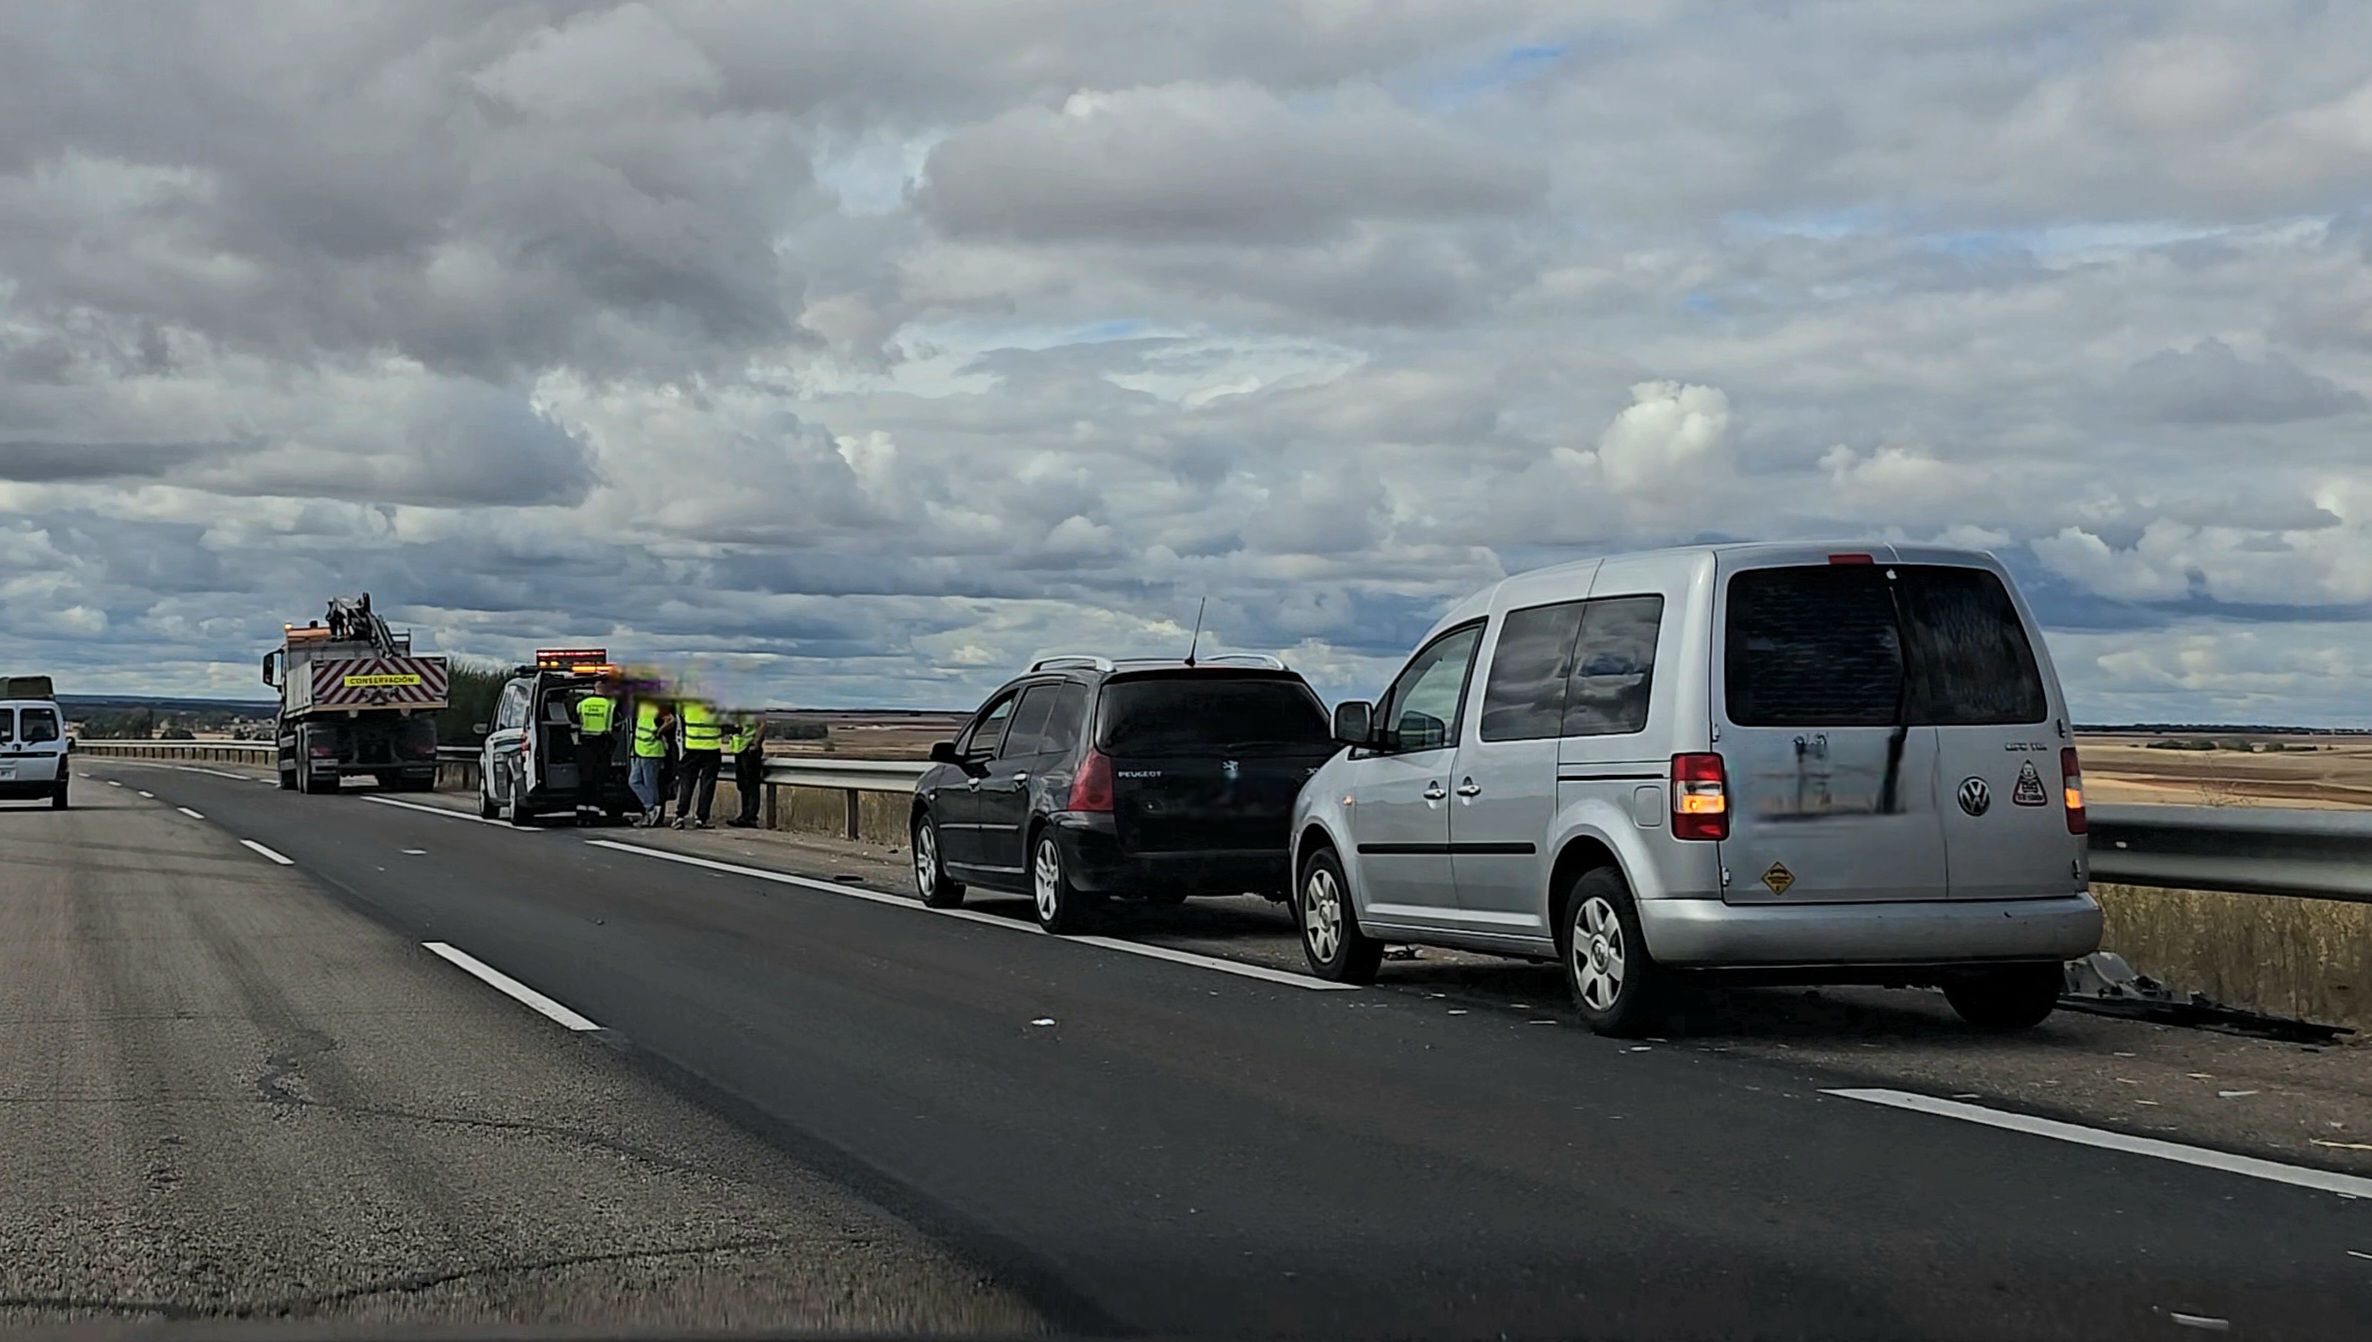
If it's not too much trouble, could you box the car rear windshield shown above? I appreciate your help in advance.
[1096,676,1332,756]
[1725,564,2048,727]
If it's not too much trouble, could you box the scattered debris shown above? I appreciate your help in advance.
[2114,1051,2137,1058]
[833,873,865,884]
[2312,1139,2372,1153]
[1951,1093,1980,1100]
[2187,1073,2214,1080]
[1628,1045,1651,1053]
[1383,945,1421,960]
[2216,1090,2260,1099]
[1029,1018,1056,1027]
[2137,1100,2160,1106]
[1529,1019,1557,1025]
[2167,1312,2230,1332]
[1447,1009,1469,1016]
[2115,1077,2139,1085]
[400,848,427,855]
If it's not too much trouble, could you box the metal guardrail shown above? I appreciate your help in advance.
[2087,804,2372,905]
[66,742,2371,904]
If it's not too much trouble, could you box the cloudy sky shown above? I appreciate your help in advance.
[2,1,2369,722]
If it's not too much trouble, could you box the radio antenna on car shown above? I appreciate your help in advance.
[1184,597,1207,666]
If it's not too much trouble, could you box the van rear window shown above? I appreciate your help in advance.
[1097,676,1331,756]
[1725,565,2047,727]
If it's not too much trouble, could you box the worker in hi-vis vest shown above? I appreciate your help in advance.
[725,712,769,828]
[572,679,617,820]
[628,698,673,826]
[673,699,725,829]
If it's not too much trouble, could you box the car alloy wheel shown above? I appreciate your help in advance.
[1302,863,1344,963]
[1033,837,1062,924]
[914,822,938,898]
[1572,895,1626,1012]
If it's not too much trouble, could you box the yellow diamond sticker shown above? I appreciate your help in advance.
[1761,862,1797,896]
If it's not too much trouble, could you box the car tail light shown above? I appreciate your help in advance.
[308,740,337,759]
[2062,747,2087,835]
[1828,552,1875,565]
[1671,752,1729,841]
[1067,748,1114,813]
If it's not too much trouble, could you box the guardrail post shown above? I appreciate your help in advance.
[843,788,861,840]
[764,781,779,830]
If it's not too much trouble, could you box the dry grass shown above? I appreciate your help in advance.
[2094,884,2372,1030]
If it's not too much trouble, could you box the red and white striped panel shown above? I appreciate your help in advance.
[308,656,451,709]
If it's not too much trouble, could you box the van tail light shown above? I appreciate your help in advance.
[1671,753,1729,841]
[2061,747,2087,835]
[1068,748,1115,813]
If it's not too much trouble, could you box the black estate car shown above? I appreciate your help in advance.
[912,655,1338,932]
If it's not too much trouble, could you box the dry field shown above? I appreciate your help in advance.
[2077,733,2372,810]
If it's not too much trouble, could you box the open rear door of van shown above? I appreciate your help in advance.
[1714,550,1951,906]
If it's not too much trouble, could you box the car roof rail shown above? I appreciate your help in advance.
[1195,653,1288,670]
[1029,654,1114,673]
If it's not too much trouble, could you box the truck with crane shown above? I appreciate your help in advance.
[262,594,449,794]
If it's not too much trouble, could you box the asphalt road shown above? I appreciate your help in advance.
[23,761,2372,1339]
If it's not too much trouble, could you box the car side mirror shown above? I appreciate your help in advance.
[1333,700,1375,748]
[929,740,961,765]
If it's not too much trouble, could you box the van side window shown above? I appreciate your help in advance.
[1565,596,1663,737]
[1381,624,1483,752]
[1479,602,1584,742]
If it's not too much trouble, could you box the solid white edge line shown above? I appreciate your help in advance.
[239,838,295,866]
[175,765,252,780]
[584,838,1355,992]
[177,806,205,820]
[422,941,600,1031]
[1824,1088,2372,1200]
[364,794,509,827]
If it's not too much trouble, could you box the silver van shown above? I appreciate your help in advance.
[1290,542,2101,1035]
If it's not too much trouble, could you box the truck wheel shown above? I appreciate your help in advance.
[52,778,69,810]
[1944,965,2063,1031]
[277,762,295,791]
[313,771,339,795]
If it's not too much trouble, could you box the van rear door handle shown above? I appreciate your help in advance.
[1422,782,1447,801]
[1011,771,1030,783]
[1456,779,1482,797]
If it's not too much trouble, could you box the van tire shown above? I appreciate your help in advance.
[52,778,69,810]
[1296,847,1382,985]
[509,772,535,828]
[1943,964,2062,1031]
[1562,867,1665,1037]
[478,784,498,820]
[913,812,964,908]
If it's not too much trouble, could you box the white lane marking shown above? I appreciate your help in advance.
[1825,1089,2372,1199]
[422,942,599,1031]
[136,790,154,798]
[584,839,1355,992]
[239,839,295,866]
[365,794,510,827]
[175,765,252,780]
[177,806,205,820]
[2169,1315,2230,1333]
[106,780,123,788]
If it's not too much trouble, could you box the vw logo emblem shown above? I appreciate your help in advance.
[1222,759,1240,781]
[1957,777,1992,817]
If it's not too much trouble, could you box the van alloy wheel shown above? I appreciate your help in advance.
[1572,895,1626,1011]
[1302,864,1345,963]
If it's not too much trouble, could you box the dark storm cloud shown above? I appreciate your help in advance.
[0,440,247,483]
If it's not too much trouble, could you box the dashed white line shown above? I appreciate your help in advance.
[422,942,599,1031]
[1824,1088,2372,1199]
[135,790,154,798]
[106,780,123,788]
[176,806,205,820]
[584,838,1355,992]
[239,839,294,866]
[364,794,510,827]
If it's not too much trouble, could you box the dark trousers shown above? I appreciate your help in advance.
[575,733,611,806]
[676,749,720,822]
[733,748,764,823]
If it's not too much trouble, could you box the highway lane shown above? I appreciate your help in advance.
[0,776,1036,1331]
[64,761,2372,1339]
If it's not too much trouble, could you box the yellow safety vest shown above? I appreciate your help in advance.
[575,694,615,735]
[632,702,667,758]
[681,702,725,751]
[726,719,758,754]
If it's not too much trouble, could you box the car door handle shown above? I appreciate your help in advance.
[1010,771,1030,783]
[1422,782,1447,801]
[1456,779,1482,797]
